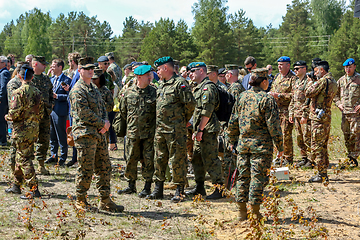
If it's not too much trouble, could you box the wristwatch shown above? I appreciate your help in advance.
[197,128,204,133]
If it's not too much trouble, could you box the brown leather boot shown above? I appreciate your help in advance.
[251,204,262,220]
[99,197,124,213]
[237,202,247,221]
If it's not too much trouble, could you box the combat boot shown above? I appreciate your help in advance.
[138,181,152,198]
[75,195,97,212]
[5,183,21,194]
[296,157,308,167]
[171,185,184,203]
[99,197,124,213]
[308,173,329,183]
[251,204,263,220]
[20,188,41,199]
[37,161,50,175]
[350,157,358,167]
[237,202,248,221]
[117,180,136,194]
[206,188,224,200]
[146,181,164,200]
[185,181,206,196]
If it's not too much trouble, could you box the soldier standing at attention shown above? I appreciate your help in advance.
[227,68,283,221]
[32,56,54,175]
[185,62,224,200]
[5,64,43,199]
[69,57,124,212]
[269,56,296,165]
[116,65,156,197]
[305,61,338,183]
[147,56,195,203]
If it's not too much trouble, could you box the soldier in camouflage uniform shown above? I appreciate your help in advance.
[207,65,227,91]
[227,68,283,221]
[334,58,360,167]
[269,56,296,165]
[69,57,124,212]
[305,61,338,183]
[5,64,43,199]
[225,64,246,99]
[185,62,224,200]
[105,52,123,88]
[116,65,156,197]
[97,56,115,92]
[91,69,114,113]
[147,56,195,203]
[218,68,230,88]
[289,61,313,167]
[32,56,54,175]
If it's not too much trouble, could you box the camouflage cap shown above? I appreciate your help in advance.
[225,64,238,70]
[92,69,103,79]
[154,56,173,67]
[188,62,206,69]
[33,56,48,65]
[134,65,152,75]
[207,65,218,73]
[251,68,268,79]
[105,52,114,59]
[79,57,95,69]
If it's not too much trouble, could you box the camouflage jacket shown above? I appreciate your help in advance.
[334,72,360,114]
[289,75,310,118]
[227,86,283,154]
[69,78,108,141]
[156,73,195,134]
[193,77,220,133]
[32,73,54,116]
[63,68,76,79]
[305,72,338,121]
[104,71,115,91]
[98,85,114,112]
[107,62,122,88]
[228,80,246,99]
[6,82,43,141]
[270,71,296,113]
[120,84,156,139]
[7,76,22,103]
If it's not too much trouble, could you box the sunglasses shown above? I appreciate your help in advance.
[294,67,305,71]
[190,68,200,72]
[246,67,253,71]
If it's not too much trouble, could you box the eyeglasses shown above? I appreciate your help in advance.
[294,67,305,71]
[104,62,109,65]
[190,68,200,73]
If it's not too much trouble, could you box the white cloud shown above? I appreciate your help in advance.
[0,10,11,19]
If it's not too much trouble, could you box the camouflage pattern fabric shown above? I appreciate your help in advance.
[228,80,245,99]
[294,117,312,160]
[107,62,122,88]
[98,85,114,113]
[104,71,115,91]
[63,68,76,79]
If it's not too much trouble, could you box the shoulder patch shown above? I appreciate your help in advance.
[11,96,15,101]
[203,95,207,100]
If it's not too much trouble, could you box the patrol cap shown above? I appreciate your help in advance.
[123,63,132,70]
[97,56,109,62]
[225,64,238,70]
[154,56,173,67]
[343,58,355,66]
[277,56,291,62]
[134,65,152,75]
[105,52,114,59]
[251,68,268,79]
[79,57,95,69]
[207,65,218,73]
[218,67,226,75]
[92,69,103,79]
[293,60,307,67]
[33,56,48,65]
[188,62,206,69]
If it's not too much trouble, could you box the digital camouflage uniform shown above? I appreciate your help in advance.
[289,75,312,161]
[154,73,195,185]
[120,82,156,182]
[305,72,338,175]
[63,68,76,79]
[227,86,283,204]
[270,71,296,162]
[97,85,114,144]
[6,82,43,188]
[69,78,111,199]
[192,77,223,184]
[334,72,360,160]
[107,62,123,88]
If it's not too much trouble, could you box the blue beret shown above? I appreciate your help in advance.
[277,56,291,62]
[154,56,173,67]
[343,58,355,66]
[188,62,206,69]
[134,65,152,75]
[97,56,109,62]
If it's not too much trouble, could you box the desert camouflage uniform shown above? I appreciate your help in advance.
[6,82,43,188]
[107,62,123,88]
[227,86,283,204]
[69,78,111,200]
[119,82,156,182]
[270,71,296,162]
[305,72,338,174]
[154,73,195,185]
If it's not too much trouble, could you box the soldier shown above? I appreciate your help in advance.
[97,56,115,92]
[147,56,195,202]
[32,56,54,175]
[334,58,360,167]
[105,52,123,88]
[116,65,156,197]
[5,64,43,199]
[25,54,34,66]
[207,65,227,91]
[225,64,246,99]
[269,56,296,165]
[218,68,229,88]
[227,68,283,221]
[289,61,313,167]
[185,62,224,199]
[122,64,132,85]
[69,57,124,212]
[305,61,338,182]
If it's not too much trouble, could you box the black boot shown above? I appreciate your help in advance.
[185,181,206,196]
[297,157,308,167]
[5,184,21,194]
[66,158,77,167]
[206,188,224,200]
[138,181,152,198]
[171,185,184,203]
[117,180,136,194]
[350,157,358,167]
[20,188,41,199]
[308,173,329,183]
[146,181,164,199]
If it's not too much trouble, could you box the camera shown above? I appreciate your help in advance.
[315,108,325,119]
[306,71,316,80]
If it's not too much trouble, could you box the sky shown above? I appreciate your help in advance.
[0,0,293,36]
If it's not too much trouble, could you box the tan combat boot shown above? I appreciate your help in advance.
[37,161,50,175]
[75,195,97,212]
[251,204,263,220]
[99,197,124,213]
[237,202,248,221]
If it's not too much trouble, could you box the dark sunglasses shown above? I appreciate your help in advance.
[294,67,305,71]
[190,68,200,72]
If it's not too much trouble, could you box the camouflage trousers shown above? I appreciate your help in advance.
[187,128,194,162]
[124,137,154,182]
[222,149,237,187]
[74,134,111,199]
[9,139,16,172]
[13,138,38,188]
[35,114,50,162]
[154,131,187,185]
[192,132,223,184]
[341,113,360,159]
[280,112,293,162]
[236,153,272,205]
[311,117,331,174]
[294,117,312,160]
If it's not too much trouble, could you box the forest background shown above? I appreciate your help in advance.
[0,0,359,80]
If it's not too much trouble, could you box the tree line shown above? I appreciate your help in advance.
[0,0,359,79]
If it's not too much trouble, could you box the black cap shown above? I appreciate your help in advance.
[293,60,307,67]
[20,64,34,73]
[218,67,226,75]
[315,60,329,68]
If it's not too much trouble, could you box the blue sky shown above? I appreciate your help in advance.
[0,0,293,36]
